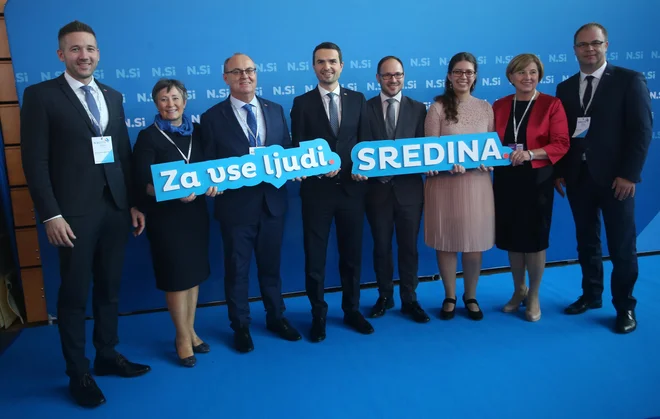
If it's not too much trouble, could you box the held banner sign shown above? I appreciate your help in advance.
[351,132,512,177]
[150,139,341,202]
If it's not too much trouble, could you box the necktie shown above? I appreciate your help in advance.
[385,98,396,139]
[81,85,102,135]
[327,92,339,136]
[582,75,594,113]
[243,103,260,147]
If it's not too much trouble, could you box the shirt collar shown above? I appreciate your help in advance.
[318,84,341,98]
[580,60,608,82]
[64,70,98,92]
[380,90,402,104]
[230,95,259,110]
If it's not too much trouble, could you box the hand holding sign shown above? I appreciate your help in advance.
[350,132,512,177]
[150,139,341,202]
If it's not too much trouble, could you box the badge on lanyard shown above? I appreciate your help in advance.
[510,90,536,153]
[507,143,525,152]
[249,146,265,155]
[91,136,115,164]
[573,117,591,138]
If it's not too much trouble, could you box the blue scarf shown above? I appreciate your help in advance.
[154,113,193,135]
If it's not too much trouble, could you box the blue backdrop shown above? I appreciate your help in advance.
[3,0,660,316]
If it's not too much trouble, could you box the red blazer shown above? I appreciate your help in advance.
[492,92,569,169]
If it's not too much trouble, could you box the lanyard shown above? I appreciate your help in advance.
[156,126,193,164]
[513,90,537,144]
[581,80,595,115]
[231,103,261,146]
[81,88,103,135]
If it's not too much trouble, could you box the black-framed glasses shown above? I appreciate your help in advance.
[225,67,257,76]
[379,72,404,80]
[575,40,605,49]
[451,69,476,77]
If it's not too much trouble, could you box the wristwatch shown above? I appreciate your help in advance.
[528,150,535,160]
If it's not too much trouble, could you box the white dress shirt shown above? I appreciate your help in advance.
[579,60,607,114]
[230,95,267,146]
[318,84,342,126]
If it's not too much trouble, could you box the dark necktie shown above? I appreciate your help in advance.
[243,103,260,147]
[385,98,396,139]
[81,85,102,135]
[582,75,594,112]
[327,92,339,136]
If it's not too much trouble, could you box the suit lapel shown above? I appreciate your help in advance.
[588,64,614,115]
[394,97,408,139]
[220,99,250,146]
[312,87,335,138]
[257,97,273,146]
[370,98,386,140]
[338,88,350,138]
[58,74,97,135]
[96,82,114,134]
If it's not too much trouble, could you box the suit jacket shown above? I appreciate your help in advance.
[20,74,133,221]
[555,63,653,186]
[366,94,426,206]
[290,86,371,198]
[201,96,290,225]
[492,93,570,169]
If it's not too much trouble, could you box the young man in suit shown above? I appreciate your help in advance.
[201,53,301,353]
[20,21,150,408]
[555,22,653,334]
[365,56,430,323]
[290,42,373,342]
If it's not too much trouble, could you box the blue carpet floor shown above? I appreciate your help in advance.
[1,257,659,419]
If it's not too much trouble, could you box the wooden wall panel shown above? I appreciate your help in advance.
[21,268,48,323]
[10,187,35,227]
[0,18,9,58]
[15,228,41,267]
[4,145,25,185]
[0,61,18,102]
[0,104,20,144]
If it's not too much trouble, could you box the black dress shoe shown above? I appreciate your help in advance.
[94,354,151,378]
[564,296,602,315]
[310,317,326,343]
[463,295,484,321]
[344,312,375,334]
[267,318,302,341]
[192,342,211,354]
[69,373,106,408]
[174,340,197,367]
[440,297,456,320]
[401,301,430,323]
[369,297,394,318]
[234,327,254,353]
[615,310,637,334]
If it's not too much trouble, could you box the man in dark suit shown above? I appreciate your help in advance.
[20,21,150,408]
[201,53,301,353]
[365,56,430,323]
[291,42,373,342]
[555,22,653,334]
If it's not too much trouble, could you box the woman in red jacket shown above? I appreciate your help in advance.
[492,53,569,322]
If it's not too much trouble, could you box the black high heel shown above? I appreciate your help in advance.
[462,294,484,321]
[440,297,457,320]
[174,339,197,367]
[192,342,211,354]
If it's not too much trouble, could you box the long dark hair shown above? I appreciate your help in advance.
[433,52,478,124]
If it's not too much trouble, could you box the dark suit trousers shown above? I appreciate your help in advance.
[565,162,638,311]
[57,188,129,378]
[302,184,365,318]
[220,205,285,331]
[366,184,422,303]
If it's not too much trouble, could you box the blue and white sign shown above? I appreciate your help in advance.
[351,133,512,177]
[150,139,341,202]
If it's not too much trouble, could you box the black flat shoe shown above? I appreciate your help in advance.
[174,340,197,367]
[463,295,483,321]
[440,297,456,320]
[192,342,211,354]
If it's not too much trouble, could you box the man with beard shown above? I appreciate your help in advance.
[364,56,430,323]
[290,42,373,342]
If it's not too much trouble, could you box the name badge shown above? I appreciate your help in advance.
[508,143,524,152]
[573,117,591,138]
[249,146,265,155]
[92,136,115,164]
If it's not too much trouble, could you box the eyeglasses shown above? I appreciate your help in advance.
[225,68,256,76]
[451,69,476,77]
[379,72,404,80]
[575,40,605,49]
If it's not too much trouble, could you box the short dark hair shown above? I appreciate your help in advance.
[574,22,608,45]
[377,56,404,74]
[58,21,96,48]
[313,42,342,64]
[151,79,187,102]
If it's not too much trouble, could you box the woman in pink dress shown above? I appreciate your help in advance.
[424,52,495,321]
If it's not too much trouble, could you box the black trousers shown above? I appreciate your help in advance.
[302,185,365,318]
[565,162,638,311]
[366,187,423,304]
[57,189,130,378]
[220,206,285,331]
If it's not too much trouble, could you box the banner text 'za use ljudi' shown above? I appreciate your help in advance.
[350,132,512,177]
[150,139,341,202]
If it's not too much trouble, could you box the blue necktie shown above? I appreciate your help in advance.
[81,85,102,135]
[243,104,260,147]
[327,92,339,136]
